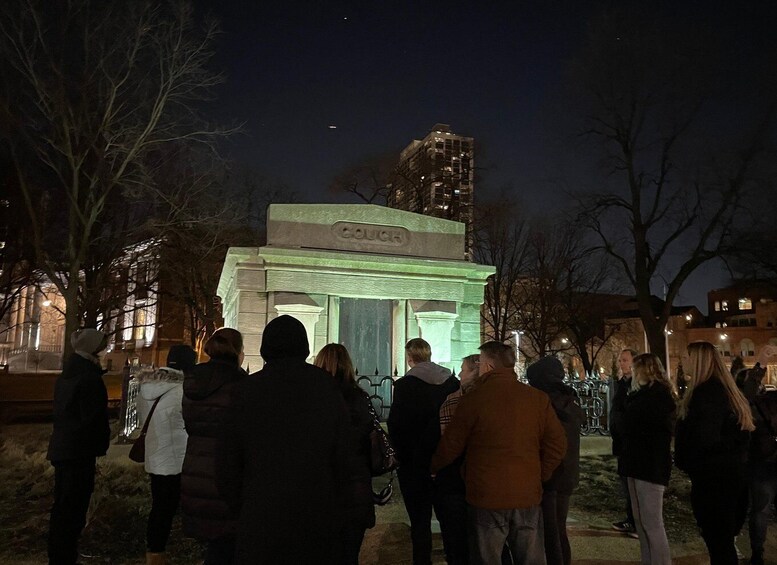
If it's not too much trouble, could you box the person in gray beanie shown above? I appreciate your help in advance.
[47,328,110,565]
[526,356,585,565]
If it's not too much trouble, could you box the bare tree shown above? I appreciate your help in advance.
[509,218,622,366]
[0,185,38,342]
[158,164,297,353]
[0,0,235,358]
[570,7,777,361]
[472,195,530,342]
[329,152,398,205]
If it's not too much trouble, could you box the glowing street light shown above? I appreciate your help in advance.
[511,330,524,376]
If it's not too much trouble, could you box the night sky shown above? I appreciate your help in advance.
[191,0,776,311]
[196,0,595,200]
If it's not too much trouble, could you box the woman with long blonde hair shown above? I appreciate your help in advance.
[619,354,675,565]
[675,341,753,565]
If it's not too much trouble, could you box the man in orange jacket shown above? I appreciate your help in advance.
[431,341,567,564]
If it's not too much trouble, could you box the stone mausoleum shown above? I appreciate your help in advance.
[217,204,494,387]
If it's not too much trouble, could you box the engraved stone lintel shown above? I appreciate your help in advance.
[332,221,409,247]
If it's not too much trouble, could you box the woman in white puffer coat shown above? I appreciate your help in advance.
[136,345,196,565]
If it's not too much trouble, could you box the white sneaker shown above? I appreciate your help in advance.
[734,536,744,560]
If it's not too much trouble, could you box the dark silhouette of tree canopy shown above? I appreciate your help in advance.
[0,0,236,358]
[570,6,777,362]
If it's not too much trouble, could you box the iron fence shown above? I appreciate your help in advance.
[567,373,611,436]
[356,369,396,422]
[354,367,612,435]
[117,364,141,443]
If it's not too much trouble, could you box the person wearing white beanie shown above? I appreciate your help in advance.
[47,328,109,565]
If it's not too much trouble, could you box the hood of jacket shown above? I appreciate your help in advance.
[526,356,565,390]
[184,359,244,401]
[260,315,309,362]
[138,367,184,401]
[406,361,452,385]
[71,328,107,365]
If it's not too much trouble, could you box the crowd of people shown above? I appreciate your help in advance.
[45,320,777,565]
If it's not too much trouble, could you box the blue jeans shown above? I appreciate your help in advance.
[468,504,546,565]
[749,463,777,556]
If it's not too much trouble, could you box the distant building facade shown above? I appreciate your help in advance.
[388,123,475,254]
[0,243,194,373]
[597,283,777,385]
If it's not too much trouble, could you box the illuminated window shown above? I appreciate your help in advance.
[740,339,755,357]
[738,298,752,310]
[721,300,729,311]
[715,301,721,311]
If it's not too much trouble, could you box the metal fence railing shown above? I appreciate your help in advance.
[117,364,142,443]
[356,369,396,422]
[568,373,611,436]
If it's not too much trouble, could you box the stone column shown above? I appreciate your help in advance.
[393,299,407,375]
[414,311,459,366]
[274,303,324,363]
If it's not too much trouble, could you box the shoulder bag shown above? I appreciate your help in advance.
[366,396,399,476]
[128,396,162,463]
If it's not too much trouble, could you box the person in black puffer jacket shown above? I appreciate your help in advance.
[619,354,676,565]
[47,328,110,565]
[181,328,246,565]
[675,341,754,565]
[526,356,585,565]
[315,343,376,565]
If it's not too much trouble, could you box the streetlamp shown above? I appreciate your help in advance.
[511,330,524,377]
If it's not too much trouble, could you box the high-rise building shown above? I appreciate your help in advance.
[388,123,474,252]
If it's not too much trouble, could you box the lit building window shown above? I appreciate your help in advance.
[715,301,721,311]
[740,339,755,357]
[721,300,729,311]
[738,298,752,310]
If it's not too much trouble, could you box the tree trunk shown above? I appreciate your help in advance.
[62,285,79,362]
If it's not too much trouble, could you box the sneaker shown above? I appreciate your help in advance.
[611,520,633,532]
[734,537,744,560]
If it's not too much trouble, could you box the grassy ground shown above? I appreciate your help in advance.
[573,453,699,543]
[0,423,702,564]
[0,423,202,565]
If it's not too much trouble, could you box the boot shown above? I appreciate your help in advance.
[146,552,165,565]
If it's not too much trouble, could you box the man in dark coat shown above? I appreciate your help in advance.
[387,338,460,565]
[608,348,638,536]
[217,315,351,564]
[47,328,110,565]
[527,356,586,565]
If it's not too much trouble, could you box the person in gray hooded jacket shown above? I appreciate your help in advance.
[388,338,460,565]
[47,328,110,565]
